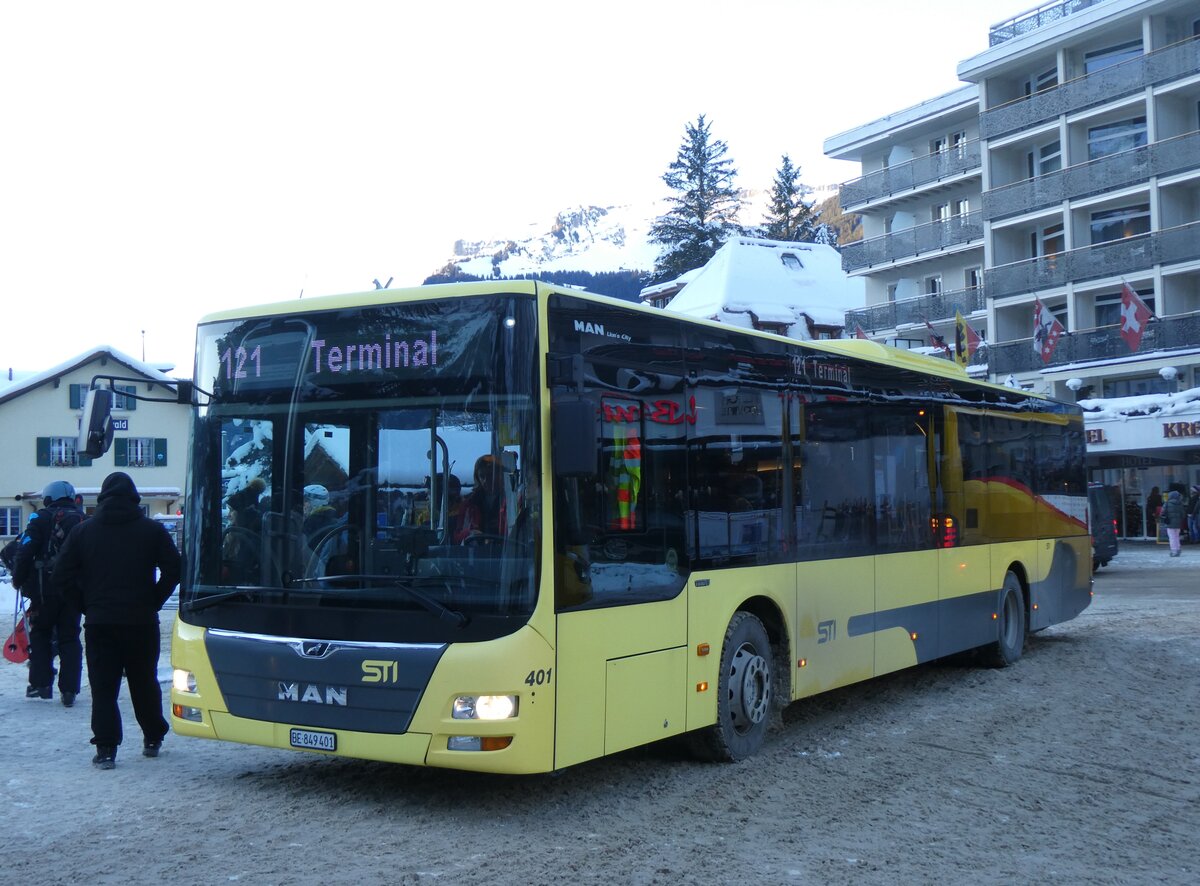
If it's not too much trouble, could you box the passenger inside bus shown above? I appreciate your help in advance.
[455,455,506,543]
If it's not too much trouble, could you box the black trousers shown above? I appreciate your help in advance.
[29,593,82,694]
[84,622,169,749]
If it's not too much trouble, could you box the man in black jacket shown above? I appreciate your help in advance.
[12,480,85,705]
[54,472,181,769]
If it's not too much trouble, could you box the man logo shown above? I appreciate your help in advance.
[301,641,332,658]
[277,682,348,705]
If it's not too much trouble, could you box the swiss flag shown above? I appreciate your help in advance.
[1119,282,1153,352]
[1033,298,1065,364]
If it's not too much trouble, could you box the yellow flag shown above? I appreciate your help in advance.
[954,311,969,368]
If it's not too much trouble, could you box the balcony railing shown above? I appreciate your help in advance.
[985,221,1200,300]
[988,311,1200,375]
[841,211,983,273]
[981,36,1200,140]
[988,0,1100,46]
[983,131,1200,222]
[840,141,982,210]
[846,287,987,332]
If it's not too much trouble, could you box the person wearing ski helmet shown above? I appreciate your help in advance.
[12,479,86,705]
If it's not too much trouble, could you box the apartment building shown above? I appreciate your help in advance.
[825,0,1200,536]
[825,86,987,360]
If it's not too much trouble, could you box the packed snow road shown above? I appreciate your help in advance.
[3,545,1197,885]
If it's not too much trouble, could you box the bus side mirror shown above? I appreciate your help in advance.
[552,398,597,478]
[79,387,115,458]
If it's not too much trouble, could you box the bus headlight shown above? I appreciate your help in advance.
[452,694,518,720]
[173,669,197,693]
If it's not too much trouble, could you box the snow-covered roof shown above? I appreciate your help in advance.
[0,345,184,407]
[662,237,865,339]
[1078,386,1200,421]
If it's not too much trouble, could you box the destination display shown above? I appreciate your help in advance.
[199,296,533,402]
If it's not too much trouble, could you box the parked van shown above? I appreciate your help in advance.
[1088,483,1119,570]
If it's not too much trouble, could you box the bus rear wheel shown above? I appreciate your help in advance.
[690,611,773,762]
[983,571,1026,668]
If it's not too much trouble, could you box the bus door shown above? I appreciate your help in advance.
[936,407,991,656]
[551,393,690,769]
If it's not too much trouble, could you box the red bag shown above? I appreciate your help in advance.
[4,617,30,664]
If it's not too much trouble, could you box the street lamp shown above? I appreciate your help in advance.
[1066,378,1083,392]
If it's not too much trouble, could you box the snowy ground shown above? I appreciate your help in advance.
[2,544,1197,885]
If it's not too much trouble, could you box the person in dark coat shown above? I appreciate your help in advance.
[12,480,85,705]
[54,472,181,769]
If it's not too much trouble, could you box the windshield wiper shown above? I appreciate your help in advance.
[290,574,469,627]
[184,587,259,613]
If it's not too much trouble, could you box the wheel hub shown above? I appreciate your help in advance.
[729,643,770,731]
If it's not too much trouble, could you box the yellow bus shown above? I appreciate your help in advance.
[116,281,1092,772]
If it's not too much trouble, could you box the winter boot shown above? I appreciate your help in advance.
[26,684,52,699]
[61,691,77,708]
[92,747,117,770]
[143,740,163,758]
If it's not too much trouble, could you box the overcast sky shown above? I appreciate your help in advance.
[1,0,1009,374]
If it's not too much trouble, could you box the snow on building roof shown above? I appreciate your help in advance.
[0,345,184,407]
[1078,385,1200,421]
[662,237,865,338]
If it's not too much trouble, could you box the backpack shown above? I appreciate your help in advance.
[40,505,84,575]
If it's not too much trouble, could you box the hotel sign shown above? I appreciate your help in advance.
[1163,420,1200,439]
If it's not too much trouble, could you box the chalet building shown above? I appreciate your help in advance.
[0,347,190,540]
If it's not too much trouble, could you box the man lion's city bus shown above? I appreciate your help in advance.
[82,280,1092,773]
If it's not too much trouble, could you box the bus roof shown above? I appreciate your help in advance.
[198,281,1050,402]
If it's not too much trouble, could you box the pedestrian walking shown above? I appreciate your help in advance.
[53,472,181,769]
[11,480,85,705]
[1161,483,1187,558]
[1188,485,1200,545]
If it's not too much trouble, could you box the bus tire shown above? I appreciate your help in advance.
[690,611,773,762]
[983,571,1026,668]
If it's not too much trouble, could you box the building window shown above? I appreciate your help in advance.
[886,283,898,302]
[50,436,78,467]
[113,436,168,468]
[931,136,947,154]
[113,384,138,411]
[1027,140,1062,177]
[125,437,155,468]
[1031,223,1065,258]
[950,130,968,158]
[1087,117,1147,161]
[925,276,943,295]
[1103,375,1172,398]
[953,198,970,217]
[780,252,803,271]
[1084,40,1142,75]
[1,506,22,537]
[1024,67,1058,96]
[1095,288,1155,327]
[1090,204,1150,244]
[932,203,951,223]
[965,267,983,290]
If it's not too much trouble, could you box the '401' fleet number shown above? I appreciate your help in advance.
[524,669,552,686]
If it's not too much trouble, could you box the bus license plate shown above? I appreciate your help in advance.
[290,728,336,752]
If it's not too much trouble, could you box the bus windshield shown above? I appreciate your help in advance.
[181,294,541,643]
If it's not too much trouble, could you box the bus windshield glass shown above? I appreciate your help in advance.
[181,294,540,643]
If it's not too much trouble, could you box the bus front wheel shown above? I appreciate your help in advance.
[690,611,773,762]
[983,571,1026,668]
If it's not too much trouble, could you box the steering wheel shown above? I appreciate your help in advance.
[462,533,507,547]
[304,524,360,582]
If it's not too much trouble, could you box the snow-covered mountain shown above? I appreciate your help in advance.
[443,202,665,279]
[437,186,840,281]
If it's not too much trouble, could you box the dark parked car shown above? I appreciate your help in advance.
[1089,483,1119,570]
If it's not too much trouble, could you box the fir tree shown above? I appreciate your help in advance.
[762,154,817,242]
[648,115,744,283]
